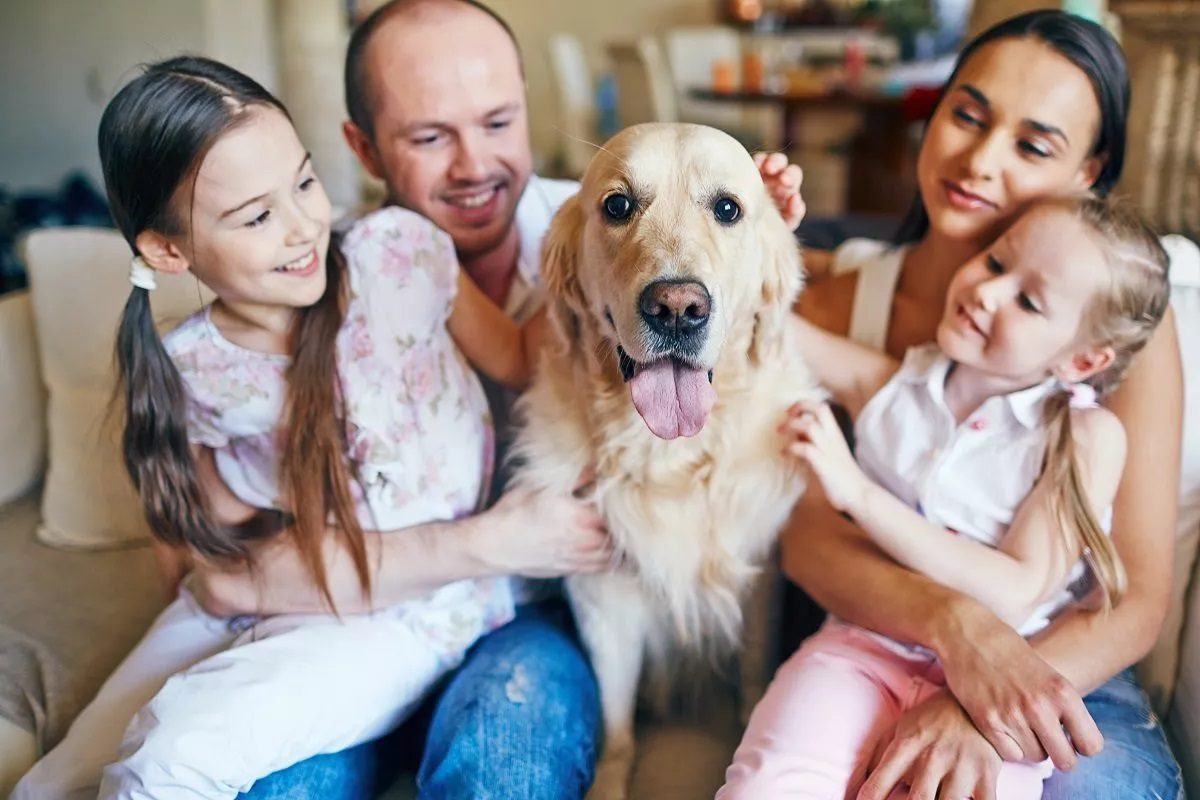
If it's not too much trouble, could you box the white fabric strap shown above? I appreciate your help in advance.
[129,256,157,291]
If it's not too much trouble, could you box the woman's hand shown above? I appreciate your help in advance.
[755,151,806,230]
[934,606,1104,769]
[783,401,870,515]
[856,689,1002,800]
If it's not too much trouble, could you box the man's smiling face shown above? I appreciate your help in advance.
[351,2,532,260]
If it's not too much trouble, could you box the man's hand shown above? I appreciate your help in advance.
[856,689,1002,800]
[478,486,614,578]
[935,608,1103,768]
[755,151,806,230]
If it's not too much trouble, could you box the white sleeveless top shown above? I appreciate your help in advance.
[830,238,908,350]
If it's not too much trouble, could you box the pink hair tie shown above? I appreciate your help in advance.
[1062,381,1098,409]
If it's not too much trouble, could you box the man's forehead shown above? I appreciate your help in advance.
[368,13,522,125]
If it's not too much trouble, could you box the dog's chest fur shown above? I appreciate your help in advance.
[513,335,817,651]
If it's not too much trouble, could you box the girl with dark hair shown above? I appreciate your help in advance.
[14,55,605,799]
[786,10,1186,799]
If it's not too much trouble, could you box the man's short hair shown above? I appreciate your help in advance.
[344,0,523,141]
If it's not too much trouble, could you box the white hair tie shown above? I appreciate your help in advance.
[1061,380,1098,409]
[129,255,158,291]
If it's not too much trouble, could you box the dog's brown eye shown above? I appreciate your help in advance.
[713,197,741,224]
[603,193,634,222]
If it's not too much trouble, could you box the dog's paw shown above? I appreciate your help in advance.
[586,751,634,800]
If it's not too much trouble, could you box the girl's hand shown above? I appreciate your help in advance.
[783,401,869,515]
[480,485,615,578]
[855,689,1002,800]
[935,606,1103,769]
[754,151,806,230]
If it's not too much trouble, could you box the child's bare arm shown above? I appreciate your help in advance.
[788,402,1127,627]
[787,313,898,415]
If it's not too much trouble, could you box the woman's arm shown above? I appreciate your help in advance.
[788,315,899,414]
[447,271,546,390]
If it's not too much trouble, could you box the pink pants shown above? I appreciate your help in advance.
[718,621,1052,800]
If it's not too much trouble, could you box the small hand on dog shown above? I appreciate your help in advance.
[755,151,806,230]
[782,401,869,516]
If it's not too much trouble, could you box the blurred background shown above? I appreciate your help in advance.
[0,0,1111,293]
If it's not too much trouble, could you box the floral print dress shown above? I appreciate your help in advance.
[163,206,510,662]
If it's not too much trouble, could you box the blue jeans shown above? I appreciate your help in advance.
[240,599,600,800]
[1042,668,1183,800]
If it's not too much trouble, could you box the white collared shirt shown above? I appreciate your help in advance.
[505,174,580,323]
[855,344,1093,638]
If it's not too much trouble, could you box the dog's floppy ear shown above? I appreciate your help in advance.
[750,207,804,365]
[541,194,587,352]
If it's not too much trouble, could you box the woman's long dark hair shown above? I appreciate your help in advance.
[102,56,369,610]
[895,10,1130,244]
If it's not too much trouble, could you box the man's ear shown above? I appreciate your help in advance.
[134,230,191,275]
[1054,345,1116,383]
[342,120,385,182]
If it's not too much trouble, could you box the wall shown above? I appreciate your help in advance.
[491,0,719,168]
[0,0,276,194]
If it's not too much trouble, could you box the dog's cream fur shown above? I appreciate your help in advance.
[512,124,821,799]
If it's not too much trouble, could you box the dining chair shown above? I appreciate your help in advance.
[606,37,678,127]
[547,32,599,177]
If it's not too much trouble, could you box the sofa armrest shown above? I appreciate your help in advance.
[0,290,47,504]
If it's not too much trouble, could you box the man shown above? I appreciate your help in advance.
[211,2,804,797]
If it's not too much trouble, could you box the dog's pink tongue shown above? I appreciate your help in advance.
[629,360,716,440]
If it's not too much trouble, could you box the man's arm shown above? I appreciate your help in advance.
[448,271,542,390]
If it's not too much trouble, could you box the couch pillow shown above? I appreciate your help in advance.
[23,228,212,549]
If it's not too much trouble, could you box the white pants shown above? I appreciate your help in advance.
[14,582,497,800]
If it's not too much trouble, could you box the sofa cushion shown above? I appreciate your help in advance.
[23,227,212,549]
[0,491,164,757]
[0,292,45,506]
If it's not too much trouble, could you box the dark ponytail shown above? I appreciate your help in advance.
[102,56,369,608]
[895,10,1130,244]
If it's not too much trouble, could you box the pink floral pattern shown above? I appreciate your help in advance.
[163,206,509,659]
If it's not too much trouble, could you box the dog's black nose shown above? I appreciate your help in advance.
[639,279,711,337]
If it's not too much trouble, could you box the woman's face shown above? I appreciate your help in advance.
[917,37,1105,248]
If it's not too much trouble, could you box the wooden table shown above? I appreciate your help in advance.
[689,87,918,216]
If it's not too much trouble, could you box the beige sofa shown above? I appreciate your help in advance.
[0,224,1197,799]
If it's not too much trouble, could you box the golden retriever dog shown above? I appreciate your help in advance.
[511,123,820,799]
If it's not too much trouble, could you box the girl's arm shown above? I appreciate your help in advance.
[186,445,611,616]
[792,401,1127,627]
[787,314,899,415]
[447,271,546,390]
[150,540,192,597]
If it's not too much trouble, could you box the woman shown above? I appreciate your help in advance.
[788,10,1184,799]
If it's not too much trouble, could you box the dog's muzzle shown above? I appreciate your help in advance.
[607,278,718,441]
